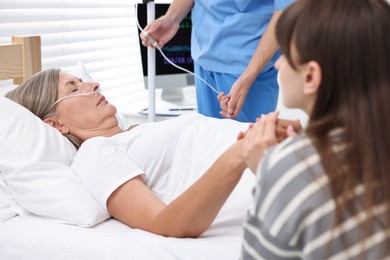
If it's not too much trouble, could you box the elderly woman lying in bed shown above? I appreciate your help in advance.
[5,70,300,238]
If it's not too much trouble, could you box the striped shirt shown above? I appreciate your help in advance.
[241,131,390,259]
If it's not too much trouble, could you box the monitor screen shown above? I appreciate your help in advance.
[136,3,194,101]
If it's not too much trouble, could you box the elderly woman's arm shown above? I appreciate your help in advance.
[107,140,247,238]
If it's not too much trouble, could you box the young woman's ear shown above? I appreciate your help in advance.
[43,117,70,135]
[302,61,321,96]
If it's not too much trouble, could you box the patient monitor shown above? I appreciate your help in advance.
[137,3,196,115]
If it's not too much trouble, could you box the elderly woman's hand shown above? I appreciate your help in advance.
[236,112,302,173]
[239,112,279,173]
[275,118,302,142]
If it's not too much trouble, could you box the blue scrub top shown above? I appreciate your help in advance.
[191,0,294,75]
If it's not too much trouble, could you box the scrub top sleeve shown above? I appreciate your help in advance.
[71,137,145,211]
[275,0,295,11]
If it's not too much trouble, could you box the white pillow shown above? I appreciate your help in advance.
[62,60,94,82]
[0,64,110,226]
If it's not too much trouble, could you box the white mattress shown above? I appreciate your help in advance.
[1,165,255,259]
[0,215,246,259]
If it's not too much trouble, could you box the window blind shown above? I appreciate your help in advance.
[0,0,148,115]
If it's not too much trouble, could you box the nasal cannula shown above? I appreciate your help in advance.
[49,88,101,111]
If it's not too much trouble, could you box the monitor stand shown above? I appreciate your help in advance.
[140,85,197,116]
[161,87,184,102]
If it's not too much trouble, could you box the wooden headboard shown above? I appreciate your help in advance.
[0,36,42,84]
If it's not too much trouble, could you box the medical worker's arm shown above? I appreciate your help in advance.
[107,140,247,238]
[220,11,282,119]
[140,0,194,48]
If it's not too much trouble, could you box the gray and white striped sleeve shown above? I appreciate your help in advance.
[241,133,390,259]
[242,134,334,259]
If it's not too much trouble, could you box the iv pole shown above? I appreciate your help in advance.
[144,0,156,122]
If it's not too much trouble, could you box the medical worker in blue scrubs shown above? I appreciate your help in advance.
[141,0,294,122]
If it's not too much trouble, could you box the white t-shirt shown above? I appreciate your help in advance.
[71,113,203,211]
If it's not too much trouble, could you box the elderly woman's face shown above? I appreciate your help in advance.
[54,71,117,135]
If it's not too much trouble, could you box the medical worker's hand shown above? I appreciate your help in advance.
[140,15,180,49]
[225,76,251,118]
[240,111,279,173]
[217,92,230,117]
[218,76,252,119]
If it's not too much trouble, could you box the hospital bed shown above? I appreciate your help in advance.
[0,36,256,259]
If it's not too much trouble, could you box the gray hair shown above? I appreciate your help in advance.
[5,69,82,148]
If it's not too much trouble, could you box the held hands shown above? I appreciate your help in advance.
[238,112,301,173]
[140,15,180,49]
[274,117,302,143]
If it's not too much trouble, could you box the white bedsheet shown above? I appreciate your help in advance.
[1,216,246,260]
[0,115,256,259]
